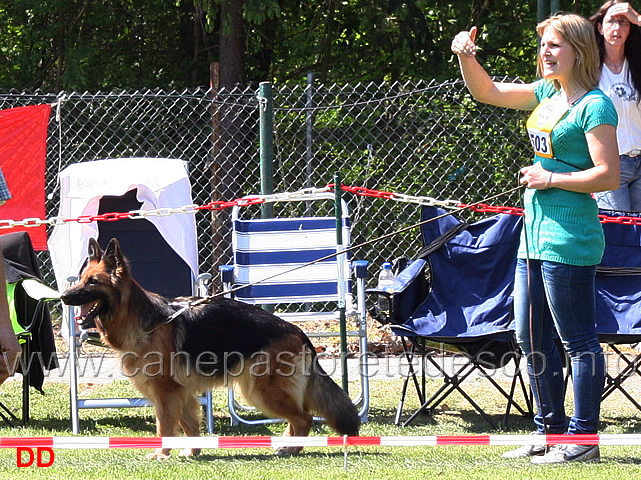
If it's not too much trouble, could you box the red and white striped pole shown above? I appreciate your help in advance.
[2,434,641,450]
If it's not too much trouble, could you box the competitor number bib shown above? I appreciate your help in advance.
[526,96,569,159]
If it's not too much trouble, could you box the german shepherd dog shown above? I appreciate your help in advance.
[61,238,360,459]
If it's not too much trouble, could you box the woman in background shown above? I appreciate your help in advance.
[592,1,641,211]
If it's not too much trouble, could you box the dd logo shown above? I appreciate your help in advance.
[16,447,55,467]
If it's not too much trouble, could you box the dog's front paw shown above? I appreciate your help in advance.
[146,448,171,460]
[178,448,201,457]
[274,446,303,457]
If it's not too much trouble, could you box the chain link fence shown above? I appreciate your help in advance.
[0,78,530,291]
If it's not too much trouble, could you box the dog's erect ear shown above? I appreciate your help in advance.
[87,238,103,262]
[102,238,128,275]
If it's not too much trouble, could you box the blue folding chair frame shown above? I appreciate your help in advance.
[595,215,641,411]
[386,206,531,430]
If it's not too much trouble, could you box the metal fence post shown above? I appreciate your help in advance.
[259,81,273,219]
[305,73,314,190]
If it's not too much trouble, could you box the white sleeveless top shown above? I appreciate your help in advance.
[599,59,641,155]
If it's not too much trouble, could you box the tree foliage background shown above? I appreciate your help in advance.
[0,1,610,92]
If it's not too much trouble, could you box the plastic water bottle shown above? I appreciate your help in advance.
[377,262,395,318]
[377,262,395,292]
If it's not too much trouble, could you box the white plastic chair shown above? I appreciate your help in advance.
[48,158,213,434]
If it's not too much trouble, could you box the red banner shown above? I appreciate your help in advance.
[0,104,51,250]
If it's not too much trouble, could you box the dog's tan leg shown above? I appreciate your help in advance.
[240,372,313,456]
[274,416,313,457]
[145,383,184,460]
[177,394,202,457]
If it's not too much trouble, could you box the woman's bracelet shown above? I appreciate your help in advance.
[545,171,554,189]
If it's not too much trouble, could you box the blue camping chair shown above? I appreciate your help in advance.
[595,214,641,411]
[380,206,531,430]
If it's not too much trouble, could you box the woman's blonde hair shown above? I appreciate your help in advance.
[536,13,601,91]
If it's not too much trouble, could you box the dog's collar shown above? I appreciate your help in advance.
[167,301,191,320]
[143,297,209,336]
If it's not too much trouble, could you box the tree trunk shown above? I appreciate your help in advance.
[219,0,245,88]
[210,0,248,283]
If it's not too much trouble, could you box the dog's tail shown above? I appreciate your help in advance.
[305,362,361,436]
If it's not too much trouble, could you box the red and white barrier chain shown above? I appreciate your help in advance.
[2,184,640,229]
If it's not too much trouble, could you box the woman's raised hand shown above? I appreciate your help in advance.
[451,26,478,57]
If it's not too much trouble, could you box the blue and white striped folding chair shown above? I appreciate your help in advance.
[220,191,369,425]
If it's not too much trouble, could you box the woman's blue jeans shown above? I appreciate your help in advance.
[594,154,641,212]
[514,258,605,435]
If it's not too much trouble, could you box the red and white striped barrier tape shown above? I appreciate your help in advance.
[1,434,640,450]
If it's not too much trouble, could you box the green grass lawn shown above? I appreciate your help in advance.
[0,374,640,479]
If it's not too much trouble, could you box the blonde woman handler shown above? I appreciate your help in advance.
[451,13,619,464]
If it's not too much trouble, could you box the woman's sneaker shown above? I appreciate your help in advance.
[502,433,546,458]
[530,444,600,465]
[502,443,546,458]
